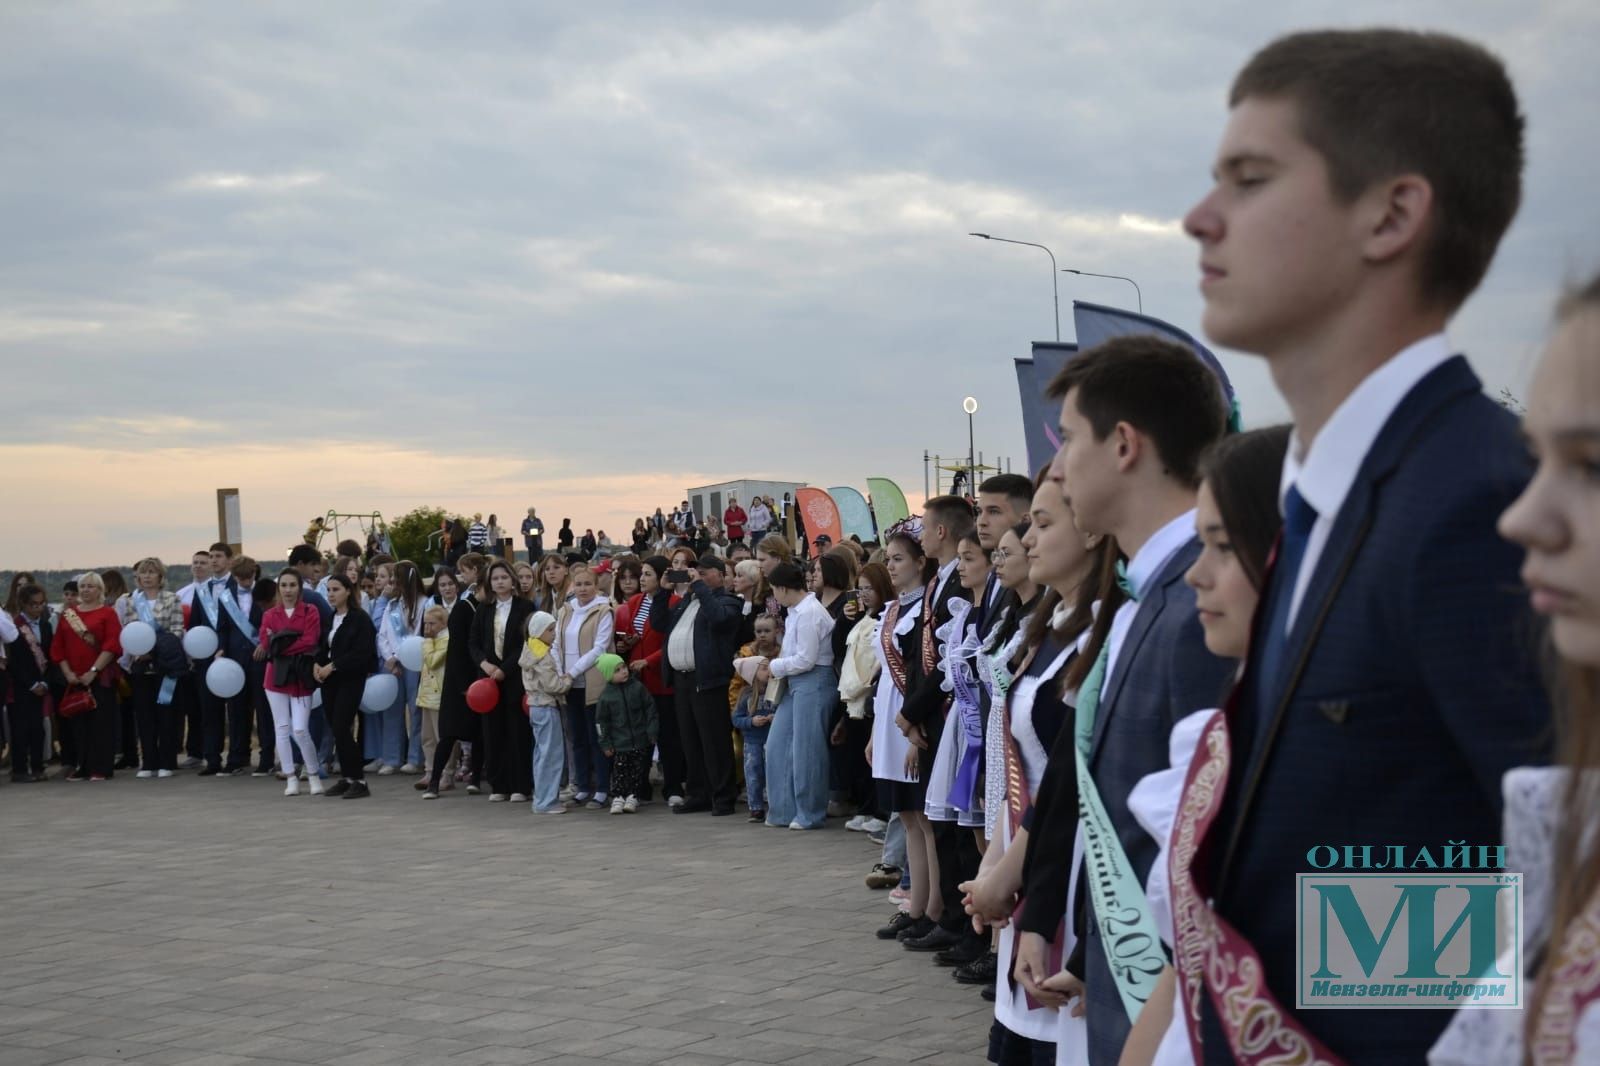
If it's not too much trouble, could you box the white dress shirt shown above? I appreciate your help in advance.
[769,593,836,677]
[1281,332,1455,628]
[668,597,699,672]
[1100,509,1197,701]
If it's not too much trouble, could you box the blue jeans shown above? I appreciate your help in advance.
[402,668,423,766]
[362,674,407,768]
[740,723,770,812]
[882,811,907,870]
[763,665,834,829]
[564,688,611,797]
[528,704,565,811]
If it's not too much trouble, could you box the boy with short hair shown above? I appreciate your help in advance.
[1174,28,1548,1064]
[594,653,657,814]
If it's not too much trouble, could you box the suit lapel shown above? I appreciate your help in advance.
[1213,355,1483,890]
[1088,538,1199,763]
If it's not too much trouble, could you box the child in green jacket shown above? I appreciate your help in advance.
[594,653,657,814]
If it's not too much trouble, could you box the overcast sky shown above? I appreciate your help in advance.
[4,1,1595,569]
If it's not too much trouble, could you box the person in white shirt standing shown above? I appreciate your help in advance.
[757,561,836,830]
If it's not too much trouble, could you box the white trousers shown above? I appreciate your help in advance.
[266,690,320,776]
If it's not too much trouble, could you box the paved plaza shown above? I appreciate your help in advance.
[0,776,991,1065]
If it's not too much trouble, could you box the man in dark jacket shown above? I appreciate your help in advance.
[5,584,58,781]
[652,554,742,815]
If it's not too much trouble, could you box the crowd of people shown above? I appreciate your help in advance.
[4,27,1600,1066]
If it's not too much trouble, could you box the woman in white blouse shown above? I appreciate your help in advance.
[756,561,836,830]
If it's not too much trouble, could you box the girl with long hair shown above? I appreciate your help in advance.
[425,555,485,797]
[615,555,682,805]
[314,573,376,798]
[468,559,533,802]
[532,553,571,615]
[257,569,325,796]
[554,562,615,808]
[1434,277,1600,1065]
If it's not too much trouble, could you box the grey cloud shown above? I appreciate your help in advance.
[2,0,1595,485]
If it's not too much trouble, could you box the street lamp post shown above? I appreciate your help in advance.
[1061,268,1143,314]
[963,396,979,497]
[969,233,1060,341]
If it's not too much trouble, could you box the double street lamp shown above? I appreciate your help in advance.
[969,233,1059,341]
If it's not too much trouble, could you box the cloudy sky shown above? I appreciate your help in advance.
[4,1,1595,569]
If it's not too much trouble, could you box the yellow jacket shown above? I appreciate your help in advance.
[418,634,448,710]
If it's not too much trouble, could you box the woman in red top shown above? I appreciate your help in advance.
[50,570,123,781]
[615,555,682,805]
[723,497,748,545]
[256,569,324,796]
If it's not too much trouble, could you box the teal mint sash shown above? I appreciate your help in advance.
[1073,639,1167,1021]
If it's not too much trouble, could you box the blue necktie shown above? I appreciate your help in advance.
[1252,485,1317,688]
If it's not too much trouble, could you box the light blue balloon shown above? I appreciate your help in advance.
[206,657,246,699]
[361,673,399,714]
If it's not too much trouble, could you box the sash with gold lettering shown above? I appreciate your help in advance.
[1169,706,1343,1064]
[1530,893,1600,1066]
[879,600,910,696]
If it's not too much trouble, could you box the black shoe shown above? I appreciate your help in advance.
[895,916,937,943]
[954,952,999,985]
[935,938,986,967]
[197,766,218,777]
[672,801,711,814]
[342,781,370,799]
[876,911,919,940]
[747,810,766,823]
[324,779,351,797]
[904,924,963,952]
[226,766,249,776]
[711,805,735,817]
[980,984,996,1001]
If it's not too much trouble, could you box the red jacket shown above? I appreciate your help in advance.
[50,605,122,681]
[723,505,747,540]
[258,602,323,696]
[613,591,680,696]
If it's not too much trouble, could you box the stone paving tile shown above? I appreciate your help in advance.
[0,773,991,1063]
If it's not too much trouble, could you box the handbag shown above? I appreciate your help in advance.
[58,687,95,718]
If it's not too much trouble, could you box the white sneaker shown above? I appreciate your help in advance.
[377,765,396,776]
[667,795,685,809]
[363,760,381,772]
[861,817,888,834]
[308,775,324,796]
[509,793,528,803]
[558,785,576,802]
[399,763,420,774]
[488,793,508,802]
[156,769,173,779]
[285,778,301,797]
[845,814,867,831]
[788,820,805,830]
[136,770,154,779]
[623,796,639,814]
[610,797,625,815]
[422,790,438,800]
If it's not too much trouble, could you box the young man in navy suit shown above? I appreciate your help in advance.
[188,543,260,776]
[1177,29,1549,1064]
[1013,337,1236,1064]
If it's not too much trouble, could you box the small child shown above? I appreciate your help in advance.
[416,606,449,793]
[518,611,568,814]
[731,654,779,823]
[594,653,656,814]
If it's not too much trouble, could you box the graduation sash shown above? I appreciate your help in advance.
[1170,708,1343,1065]
[1529,894,1600,1064]
[132,592,178,705]
[940,601,985,811]
[879,600,910,695]
[1073,640,1167,1021]
[198,580,257,644]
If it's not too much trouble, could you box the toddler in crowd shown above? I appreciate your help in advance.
[518,610,569,813]
[594,653,656,814]
[415,606,448,790]
[730,614,783,822]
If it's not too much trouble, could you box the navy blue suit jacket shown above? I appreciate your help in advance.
[1200,357,1550,1063]
[186,578,260,663]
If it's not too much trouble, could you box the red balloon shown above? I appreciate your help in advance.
[467,678,499,713]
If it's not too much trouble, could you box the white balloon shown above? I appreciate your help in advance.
[206,658,246,699]
[361,673,399,714]
[397,635,425,672]
[183,626,219,660]
[120,621,156,656]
